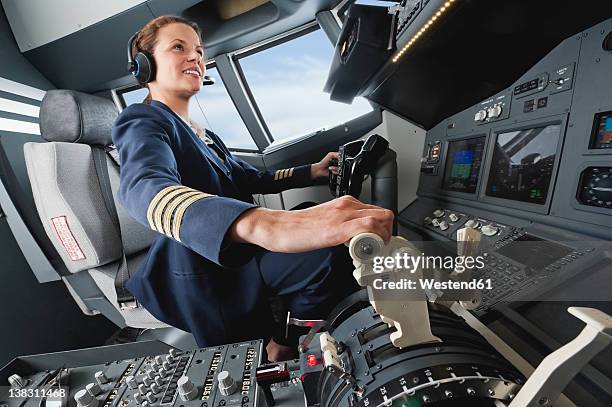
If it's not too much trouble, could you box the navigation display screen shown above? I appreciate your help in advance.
[442,136,486,193]
[486,124,561,204]
[590,111,612,149]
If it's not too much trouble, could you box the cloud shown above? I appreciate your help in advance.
[198,53,372,144]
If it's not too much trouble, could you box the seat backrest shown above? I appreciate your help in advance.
[24,89,165,328]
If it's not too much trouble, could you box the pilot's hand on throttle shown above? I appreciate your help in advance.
[311,151,339,179]
[229,195,394,253]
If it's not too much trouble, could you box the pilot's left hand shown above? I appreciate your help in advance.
[311,151,339,179]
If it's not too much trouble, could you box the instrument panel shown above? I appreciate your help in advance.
[485,123,561,205]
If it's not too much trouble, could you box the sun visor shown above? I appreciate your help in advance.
[324,4,397,104]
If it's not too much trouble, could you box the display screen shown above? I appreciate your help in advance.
[496,234,573,270]
[486,124,561,204]
[590,111,612,149]
[442,136,486,193]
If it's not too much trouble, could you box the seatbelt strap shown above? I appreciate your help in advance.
[91,147,138,309]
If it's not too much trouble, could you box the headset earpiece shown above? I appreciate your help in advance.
[133,51,155,83]
[127,32,156,83]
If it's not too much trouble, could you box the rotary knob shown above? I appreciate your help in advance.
[157,368,167,378]
[177,376,198,401]
[449,213,459,222]
[146,370,156,379]
[126,376,138,389]
[154,376,164,386]
[162,361,171,371]
[423,216,433,225]
[143,377,152,387]
[433,209,445,218]
[465,219,480,229]
[439,221,449,231]
[474,109,487,121]
[151,383,161,394]
[8,374,26,388]
[169,349,180,358]
[138,384,147,395]
[154,356,164,366]
[165,355,175,364]
[487,105,502,118]
[431,218,440,228]
[74,389,98,407]
[217,371,237,396]
[481,224,500,236]
[94,371,109,386]
[86,383,101,396]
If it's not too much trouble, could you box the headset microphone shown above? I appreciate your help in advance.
[202,76,215,86]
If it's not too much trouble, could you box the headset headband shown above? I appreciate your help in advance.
[126,32,139,74]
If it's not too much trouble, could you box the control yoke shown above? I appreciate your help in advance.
[329,134,398,231]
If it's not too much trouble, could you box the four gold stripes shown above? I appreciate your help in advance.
[274,167,295,181]
[146,185,213,242]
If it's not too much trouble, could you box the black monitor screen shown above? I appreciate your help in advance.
[496,234,573,270]
[442,136,486,194]
[590,111,612,150]
[486,124,561,204]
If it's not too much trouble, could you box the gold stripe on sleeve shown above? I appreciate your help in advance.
[274,170,281,180]
[153,187,192,233]
[172,193,211,241]
[147,185,186,230]
[288,167,294,177]
[162,190,202,237]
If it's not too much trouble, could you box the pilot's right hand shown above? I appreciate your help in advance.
[228,195,394,253]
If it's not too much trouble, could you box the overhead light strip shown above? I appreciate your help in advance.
[392,0,457,63]
[0,77,46,101]
[0,118,40,135]
[0,98,40,118]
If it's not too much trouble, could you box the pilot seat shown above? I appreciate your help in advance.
[23,89,196,348]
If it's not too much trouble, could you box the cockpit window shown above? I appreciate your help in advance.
[236,28,373,145]
[117,66,258,151]
[192,67,258,150]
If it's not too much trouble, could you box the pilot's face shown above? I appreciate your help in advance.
[151,22,206,98]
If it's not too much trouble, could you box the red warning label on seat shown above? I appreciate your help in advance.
[51,216,86,261]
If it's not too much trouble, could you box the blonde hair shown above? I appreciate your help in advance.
[131,15,203,104]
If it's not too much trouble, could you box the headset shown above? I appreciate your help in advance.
[127,32,215,85]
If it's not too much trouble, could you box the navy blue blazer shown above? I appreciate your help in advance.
[111,100,313,335]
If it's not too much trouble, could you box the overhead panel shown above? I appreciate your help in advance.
[0,0,147,52]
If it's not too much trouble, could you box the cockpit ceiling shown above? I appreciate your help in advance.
[12,0,339,93]
[366,0,612,130]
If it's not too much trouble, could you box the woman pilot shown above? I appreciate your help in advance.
[112,15,394,360]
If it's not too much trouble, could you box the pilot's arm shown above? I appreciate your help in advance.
[233,156,314,195]
[113,106,257,267]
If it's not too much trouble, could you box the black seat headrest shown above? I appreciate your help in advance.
[39,89,119,145]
